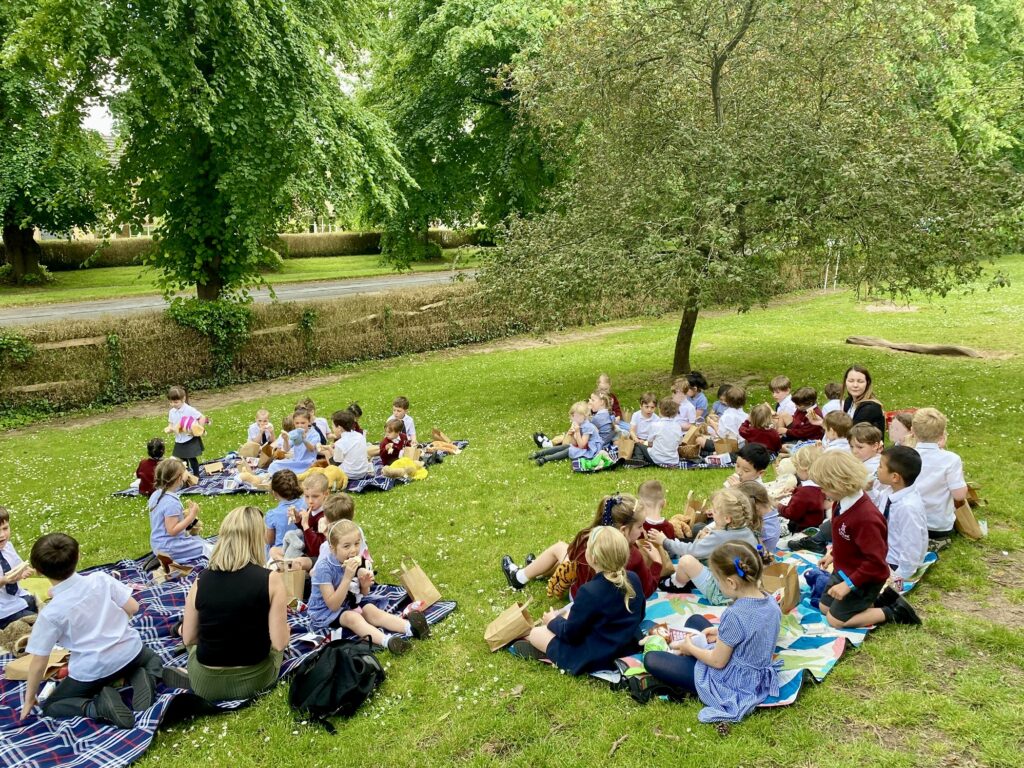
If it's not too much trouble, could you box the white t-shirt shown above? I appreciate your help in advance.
[821,399,842,416]
[386,414,416,441]
[630,412,660,441]
[168,404,203,444]
[776,395,797,416]
[333,430,373,479]
[0,542,32,621]
[674,399,697,429]
[914,442,966,532]
[26,572,143,682]
[716,408,748,442]
[885,486,929,581]
[648,420,684,466]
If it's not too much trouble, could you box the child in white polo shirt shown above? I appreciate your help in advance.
[911,408,968,538]
[878,446,929,592]
[20,533,165,728]
[0,507,38,632]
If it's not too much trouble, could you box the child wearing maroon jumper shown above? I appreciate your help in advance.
[811,452,920,628]
[134,438,165,498]
[778,444,826,534]
[638,480,675,540]
[739,404,782,454]
[779,387,825,442]
[379,418,411,466]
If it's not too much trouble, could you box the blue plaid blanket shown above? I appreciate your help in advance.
[0,552,457,768]
[113,442,469,497]
[572,445,734,473]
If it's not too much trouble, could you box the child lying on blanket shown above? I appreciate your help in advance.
[307,520,429,655]
[20,533,168,729]
[501,494,661,600]
[649,489,761,604]
[638,541,782,723]
[511,526,645,674]
[812,451,920,628]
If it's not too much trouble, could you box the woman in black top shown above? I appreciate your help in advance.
[170,506,289,701]
[842,365,885,434]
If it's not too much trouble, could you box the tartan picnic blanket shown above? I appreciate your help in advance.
[113,442,469,497]
[516,549,937,713]
[572,445,735,473]
[0,551,457,768]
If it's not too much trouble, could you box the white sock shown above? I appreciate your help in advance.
[515,569,529,585]
[541,439,553,448]
[671,574,686,588]
[402,620,412,636]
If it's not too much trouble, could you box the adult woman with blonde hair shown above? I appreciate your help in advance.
[165,506,289,701]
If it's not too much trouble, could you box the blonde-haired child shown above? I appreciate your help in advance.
[276,473,329,570]
[639,541,782,722]
[307,520,429,653]
[647,489,759,598]
[247,409,274,446]
[531,402,602,466]
[812,452,919,627]
[911,408,967,538]
[778,444,826,534]
[512,526,645,674]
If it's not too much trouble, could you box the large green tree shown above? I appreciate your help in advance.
[363,0,563,264]
[482,0,1022,373]
[18,0,410,299]
[0,0,108,283]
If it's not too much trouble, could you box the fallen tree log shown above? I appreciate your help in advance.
[846,335,983,358]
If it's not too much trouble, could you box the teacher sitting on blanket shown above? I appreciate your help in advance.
[163,506,288,701]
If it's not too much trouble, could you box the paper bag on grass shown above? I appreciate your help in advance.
[713,437,739,455]
[4,649,69,681]
[400,559,441,607]
[762,562,800,613]
[615,436,635,461]
[954,501,985,540]
[484,598,534,652]
[280,568,307,603]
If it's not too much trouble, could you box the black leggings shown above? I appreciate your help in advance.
[632,445,655,466]
[642,614,712,693]
[534,445,571,462]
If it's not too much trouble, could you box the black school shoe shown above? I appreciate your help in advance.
[875,586,902,609]
[511,640,548,662]
[885,596,922,626]
[532,433,548,448]
[92,687,136,729]
[626,674,686,705]
[407,610,431,640]
[386,635,412,655]
[786,536,827,554]
[657,576,689,594]
[128,667,156,711]
[501,555,525,589]
[524,553,536,566]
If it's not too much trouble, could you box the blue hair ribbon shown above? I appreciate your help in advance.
[733,557,746,579]
[601,495,620,526]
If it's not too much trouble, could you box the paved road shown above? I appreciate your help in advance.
[0,270,474,327]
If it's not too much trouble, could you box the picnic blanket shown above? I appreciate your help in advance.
[515,549,937,712]
[0,551,457,768]
[113,442,469,497]
[572,446,735,473]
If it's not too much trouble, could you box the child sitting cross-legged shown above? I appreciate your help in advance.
[307,520,429,654]
[812,452,920,627]
[628,392,660,447]
[634,398,684,467]
[638,541,781,723]
[877,446,928,593]
[778,444,826,534]
[511,526,645,674]
[501,494,661,600]
[19,533,167,728]
[148,458,212,564]
[648,489,761,599]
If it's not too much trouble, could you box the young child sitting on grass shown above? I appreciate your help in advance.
[589,391,616,446]
[738,480,779,553]
[770,375,796,422]
[878,446,928,592]
[134,438,165,498]
[389,396,417,444]
[628,392,660,447]
[821,382,843,415]
[812,452,920,628]
[911,408,967,540]
[148,458,212,564]
[277,473,330,570]
[501,494,662,600]
[247,409,275,446]
[531,402,602,466]
[709,386,748,445]
[849,423,885,506]
[379,418,411,466]
[686,372,710,421]
[297,398,331,444]
[636,480,675,577]
[511,526,645,674]
[739,404,782,454]
[778,444,826,534]
[307,520,429,654]
[648,489,760,597]
[20,533,167,728]
[328,409,371,481]
[638,541,781,723]
[820,411,853,452]
[779,387,824,443]
[671,378,698,431]
[724,443,771,489]
[711,384,731,418]
[596,373,623,420]
[634,398,684,467]
[1,506,38,634]
[263,470,304,558]
[267,408,322,476]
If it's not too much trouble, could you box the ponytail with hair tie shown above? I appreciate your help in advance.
[601,495,621,526]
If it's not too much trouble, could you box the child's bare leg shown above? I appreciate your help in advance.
[657,544,674,577]
[521,542,568,580]
[361,604,410,634]
[340,611,387,646]
[268,546,284,561]
[526,626,555,654]
[675,555,703,584]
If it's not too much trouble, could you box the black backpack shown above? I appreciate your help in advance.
[288,638,385,732]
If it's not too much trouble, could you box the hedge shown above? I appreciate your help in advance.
[0,229,486,271]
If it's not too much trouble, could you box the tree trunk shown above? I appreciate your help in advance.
[197,239,223,300]
[672,287,701,375]
[1,217,43,283]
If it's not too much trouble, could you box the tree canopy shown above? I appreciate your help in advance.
[0,0,108,283]
[480,0,1023,373]
[363,0,563,264]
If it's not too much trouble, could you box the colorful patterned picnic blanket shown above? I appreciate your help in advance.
[519,549,936,712]
[572,445,734,473]
[113,442,469,497]
[0,552,457,768]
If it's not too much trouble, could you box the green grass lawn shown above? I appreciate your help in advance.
[0,249,482,308]
[1,256,1022,767]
